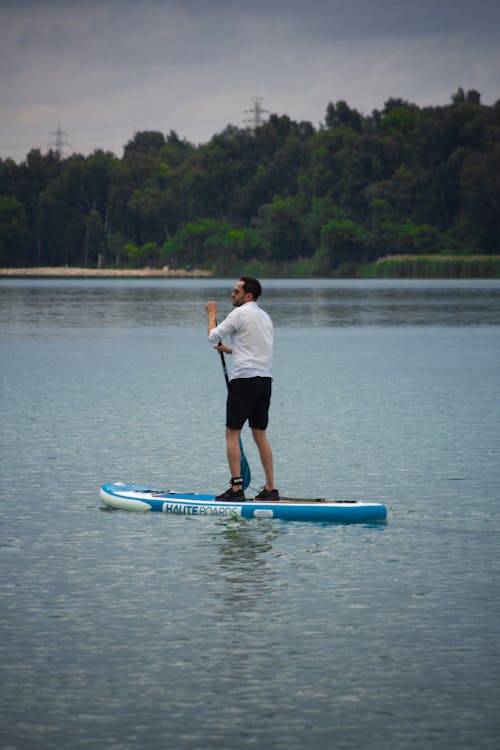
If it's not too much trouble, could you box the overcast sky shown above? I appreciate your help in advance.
[1,0,499,161]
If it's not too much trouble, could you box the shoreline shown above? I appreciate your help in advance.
[0,267,213,278]
[1,258,499,280]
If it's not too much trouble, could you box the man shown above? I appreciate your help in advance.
[205,276,279,501]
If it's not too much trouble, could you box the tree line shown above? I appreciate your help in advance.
[1,87,499,276]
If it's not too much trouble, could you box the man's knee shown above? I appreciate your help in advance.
[251,427,267,444]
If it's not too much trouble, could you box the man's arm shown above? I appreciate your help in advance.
[205,301,233,353]
[205,300,218,336]
[206,302,238,351]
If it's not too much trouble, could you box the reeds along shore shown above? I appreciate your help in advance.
[358,255,500,279]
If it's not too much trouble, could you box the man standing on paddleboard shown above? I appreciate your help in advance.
[205,276,279,502]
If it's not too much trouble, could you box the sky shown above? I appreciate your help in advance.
[1,0,499,162]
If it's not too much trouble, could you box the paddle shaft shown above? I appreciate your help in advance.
[218,347,231,389]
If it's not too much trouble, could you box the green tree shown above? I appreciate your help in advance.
[36,152,117,266]
[382,105,418,134]
[162,219,232,268]
[325,100,362,132]
[0,195,28,266]
[83,209,105,268]
[123,130,166,156]
[460,144,500,252]
[371,221,441,256]
[0,150,61,264]
[314,219,367,274]
[255,195,309,261]
[128,185,178,243]
[125,241,160,268]
[301,196,342,251]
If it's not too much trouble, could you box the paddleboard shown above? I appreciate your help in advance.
[100,483,387,523]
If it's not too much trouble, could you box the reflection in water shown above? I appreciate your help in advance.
[216,520,280,613]
[266,284,500,327]
[206,520,285,710]
[1,278,499,328]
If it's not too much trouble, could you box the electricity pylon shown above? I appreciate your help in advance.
[48,124,69,158]
[244,97,268,131]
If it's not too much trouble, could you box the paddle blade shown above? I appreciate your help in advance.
[239,439,251,491]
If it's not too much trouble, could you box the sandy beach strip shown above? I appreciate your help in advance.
[0,267,212,278]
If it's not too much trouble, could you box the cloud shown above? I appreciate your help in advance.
[1,0,499,161]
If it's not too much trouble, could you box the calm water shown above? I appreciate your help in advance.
[1,278,499,750]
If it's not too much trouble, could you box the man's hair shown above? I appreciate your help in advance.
[240,276,262,300]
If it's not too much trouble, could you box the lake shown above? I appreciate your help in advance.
[1,278,499,749]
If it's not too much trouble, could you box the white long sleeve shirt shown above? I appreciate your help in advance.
[208,301,273,379]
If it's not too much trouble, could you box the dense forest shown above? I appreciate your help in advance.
[1,88,499,276]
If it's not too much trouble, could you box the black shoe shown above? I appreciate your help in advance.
[254,488,280,501]
[216,487,246,501]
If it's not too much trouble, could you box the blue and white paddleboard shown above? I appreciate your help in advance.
[100,483,387,523]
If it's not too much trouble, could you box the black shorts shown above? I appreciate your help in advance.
[226,377,272,431]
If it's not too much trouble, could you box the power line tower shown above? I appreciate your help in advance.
[48,124,69,158]
[244,97,268,131]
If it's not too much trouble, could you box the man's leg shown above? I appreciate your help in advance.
[251,428,276,490]
[226,428,242,490]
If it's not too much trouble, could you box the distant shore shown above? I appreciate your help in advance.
[2,257,499,279]
[0,267,213,278]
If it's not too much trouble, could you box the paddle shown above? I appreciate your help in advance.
[217,342,251,491]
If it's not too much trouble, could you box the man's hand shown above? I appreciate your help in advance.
[215,342,232,355]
